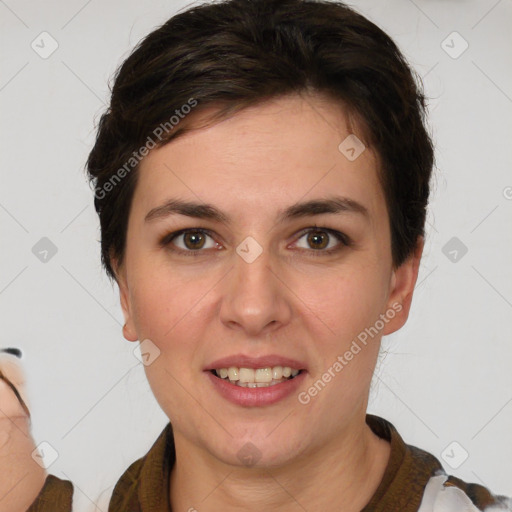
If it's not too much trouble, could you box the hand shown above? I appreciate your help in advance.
[0,350,47,512]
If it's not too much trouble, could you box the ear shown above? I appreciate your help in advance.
[382,236,424,336]
[111,256,138,342]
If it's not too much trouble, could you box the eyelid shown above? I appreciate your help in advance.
[159,226,351,255]
[159,228,219,252]
[291,227,352,254]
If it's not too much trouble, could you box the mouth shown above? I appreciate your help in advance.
[204,354,308,406]
[210,366,304,388]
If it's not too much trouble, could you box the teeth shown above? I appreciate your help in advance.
[255,368,272,383]
[214,366,301,386]
[227,367,239,380]
[272,366,283,379]
[239,368,255,383]
[234,379,295,388]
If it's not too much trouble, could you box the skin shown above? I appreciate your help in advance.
[0,376,47,512]
[115,93,424,511]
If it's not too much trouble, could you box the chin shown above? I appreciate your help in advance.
[207,430,307,469]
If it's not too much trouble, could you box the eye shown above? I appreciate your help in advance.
[159,226,351,257]
[160,228,221,256]
[292,227,351,255]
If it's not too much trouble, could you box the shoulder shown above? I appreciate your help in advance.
[365,414,511,512]
[107,456,146,511]
[108,421,174,511]
[26,474,74,512]
[417,471,512,512]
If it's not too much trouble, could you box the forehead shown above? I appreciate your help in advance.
[132,94,385,225]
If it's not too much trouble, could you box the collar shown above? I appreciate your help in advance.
[362,414,443,511]
[111,414,443,512]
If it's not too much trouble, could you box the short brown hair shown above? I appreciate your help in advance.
[86,0,434,282]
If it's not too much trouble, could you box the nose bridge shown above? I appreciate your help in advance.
[219,236,291,335]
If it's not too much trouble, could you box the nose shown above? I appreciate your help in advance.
[219,244,293,337]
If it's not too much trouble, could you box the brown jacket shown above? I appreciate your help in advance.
[27,414,511,511]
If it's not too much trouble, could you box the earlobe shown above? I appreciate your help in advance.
[382,236,425,336]
[122,322,138,342]
[112,257,139,343]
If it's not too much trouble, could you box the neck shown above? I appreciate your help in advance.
[169,413,391,512]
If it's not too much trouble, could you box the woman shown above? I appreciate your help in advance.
[1,0,510,510]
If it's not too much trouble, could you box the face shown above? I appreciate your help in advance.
[115,93,422,468]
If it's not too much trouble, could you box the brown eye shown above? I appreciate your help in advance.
[183,231,206,250]
[160,228,220,255]
[293,227,351,256]
[306,230,329,250]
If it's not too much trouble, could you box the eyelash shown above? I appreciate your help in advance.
[159,227,352,257]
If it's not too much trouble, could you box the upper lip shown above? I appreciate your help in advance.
[205,354,307,371]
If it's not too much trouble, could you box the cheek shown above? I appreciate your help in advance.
[131,271,206,421]
[129,260,203,338]
[128,266,215,393]
[298,268,387,397]
[292,262,389,341]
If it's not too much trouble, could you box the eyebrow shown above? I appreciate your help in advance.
[144,195,369,224]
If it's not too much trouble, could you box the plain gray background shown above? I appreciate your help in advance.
[1,0,511,509]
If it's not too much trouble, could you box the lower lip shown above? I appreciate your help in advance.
[205,370,306,407]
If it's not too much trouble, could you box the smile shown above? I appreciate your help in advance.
[212,366,302,387]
